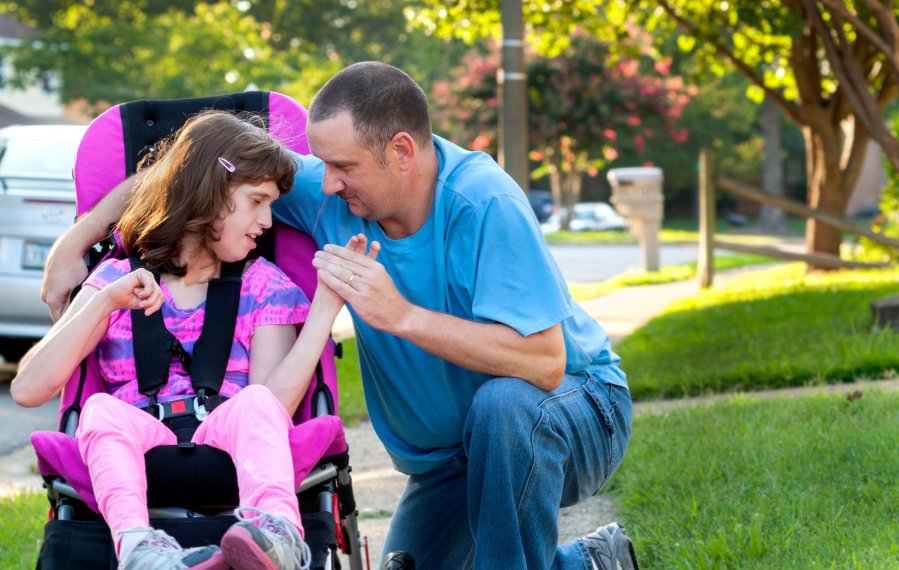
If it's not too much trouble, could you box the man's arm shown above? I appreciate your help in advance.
[313,244,567,391]
[41,176,135,321]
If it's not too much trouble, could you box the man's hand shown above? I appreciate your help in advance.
[312,239,404,331]
[41,237,89,322]
[313,233,375,313]
[41,173,138,321]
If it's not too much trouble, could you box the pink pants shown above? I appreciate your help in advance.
[76,385,302,551]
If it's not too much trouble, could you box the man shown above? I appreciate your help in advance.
[42,62,637,569]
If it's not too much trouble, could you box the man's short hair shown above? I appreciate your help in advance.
[309,62,432,166]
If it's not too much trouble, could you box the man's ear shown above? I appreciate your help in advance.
[389,132,417,171]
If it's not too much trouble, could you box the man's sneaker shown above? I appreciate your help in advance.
[220,507,313,570]
[117,527,227,570]
[580,522,640,570]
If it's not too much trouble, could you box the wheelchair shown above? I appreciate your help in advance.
[30,91,368,570]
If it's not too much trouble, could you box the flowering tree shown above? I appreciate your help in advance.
[432,36,693,229]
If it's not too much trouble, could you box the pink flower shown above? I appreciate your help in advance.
[654,58,672,76]
[472,134,492,151]
[671,129,689,143]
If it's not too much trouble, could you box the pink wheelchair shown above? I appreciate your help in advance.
[30,91,369,570]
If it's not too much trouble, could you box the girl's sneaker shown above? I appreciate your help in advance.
[117,527,227,570]
[221,507,313,570]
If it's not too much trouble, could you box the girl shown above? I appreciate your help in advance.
[12,110,378,570]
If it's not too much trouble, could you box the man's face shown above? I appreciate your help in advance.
[307,111,401,223]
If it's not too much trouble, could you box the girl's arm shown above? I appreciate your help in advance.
[11,268,163,407]
[250,235,379,415]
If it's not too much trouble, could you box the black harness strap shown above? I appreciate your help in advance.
[130,258,185,405]
[130,257,244,409]
[189,260,244,399]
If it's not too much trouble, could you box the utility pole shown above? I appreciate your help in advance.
[499,0,529,192]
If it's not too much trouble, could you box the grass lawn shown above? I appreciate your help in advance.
[0,492,46,569]
[617,264,899,400]
[608,390,899,569]
[334,337,366,424]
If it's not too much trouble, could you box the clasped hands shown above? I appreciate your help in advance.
[313,234,410,333]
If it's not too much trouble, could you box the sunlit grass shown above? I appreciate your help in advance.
[617,264,899,399]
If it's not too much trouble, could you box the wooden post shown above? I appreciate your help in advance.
[697,149,715,288]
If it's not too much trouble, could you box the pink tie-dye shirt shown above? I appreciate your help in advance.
[83,257,309,407]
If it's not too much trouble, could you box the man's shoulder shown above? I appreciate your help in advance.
[435,136,526,209]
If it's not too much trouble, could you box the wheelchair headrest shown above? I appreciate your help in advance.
[74,91,309,218]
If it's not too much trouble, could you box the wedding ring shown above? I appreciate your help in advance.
[347,273,357,286]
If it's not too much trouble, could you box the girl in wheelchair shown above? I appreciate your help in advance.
[12,110,378,570]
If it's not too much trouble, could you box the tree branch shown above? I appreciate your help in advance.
[818,0,894,58]
[655,0,804,125]
[805,0,899,171]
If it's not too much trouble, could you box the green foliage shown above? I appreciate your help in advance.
[0,2,304,105]
[617,264,899,399]
[612,392,899,568]
[853,112,899,263]
[414,0,899,256]
[0,1,467,108]
[432,35,693,220]
[406,0,623,57]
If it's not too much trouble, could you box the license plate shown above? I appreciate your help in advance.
[22,241,52,270]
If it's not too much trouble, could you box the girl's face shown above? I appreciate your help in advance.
[210,180,280,263]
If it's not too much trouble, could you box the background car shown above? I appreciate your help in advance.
[527,189,554,223]
[569,201,629,231]
[0,124,86,362]
[541,201,630,233]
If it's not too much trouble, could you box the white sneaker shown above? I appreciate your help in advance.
[220,507,313,570]
[117,527,227,570]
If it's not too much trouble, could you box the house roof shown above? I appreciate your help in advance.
[0,15,34,40]
[0,102,81,128]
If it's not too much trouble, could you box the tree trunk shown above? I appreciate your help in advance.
[802,116,870,265]
[790,24,871,268]
[758,97,788,233]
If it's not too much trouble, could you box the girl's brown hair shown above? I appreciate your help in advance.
[117,110,296,275]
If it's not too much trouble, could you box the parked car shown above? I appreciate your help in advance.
[0,124,86,361]
[569,202,629,231]
[527,189,554,223]
[541,201,629,233]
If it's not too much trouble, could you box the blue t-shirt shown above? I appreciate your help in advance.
[273,135,626,474]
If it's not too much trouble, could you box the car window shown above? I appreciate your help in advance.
[0,132,81,178]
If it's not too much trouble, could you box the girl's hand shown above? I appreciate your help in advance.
[101,268,164,315]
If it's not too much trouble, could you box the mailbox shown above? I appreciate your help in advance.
[608,167,664,271]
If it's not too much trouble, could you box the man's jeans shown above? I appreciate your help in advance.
[381,370,633,569]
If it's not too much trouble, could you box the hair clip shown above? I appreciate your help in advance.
[217,156,236,173]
